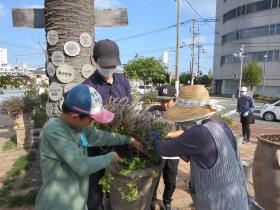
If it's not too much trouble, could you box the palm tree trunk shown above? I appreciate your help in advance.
[45,0,95,115]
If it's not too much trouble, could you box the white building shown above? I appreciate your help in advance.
[0,48,7,65]
[213,0,280,96]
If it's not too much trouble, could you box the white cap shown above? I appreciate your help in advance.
[240,87,247,92]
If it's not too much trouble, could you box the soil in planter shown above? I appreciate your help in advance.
[261,135,280,143]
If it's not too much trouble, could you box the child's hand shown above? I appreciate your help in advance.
[112,152,121,163]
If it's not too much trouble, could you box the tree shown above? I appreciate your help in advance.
[197,75,212,87]
[242,60,263,90]
[0,75,27,89]
[123,56,167,85]
[179,73,191,85]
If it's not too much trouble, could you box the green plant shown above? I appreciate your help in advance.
[34,108,48,128]
[7,151,36,177]
[93,99,168,202]
[217,114,235,127]
[123,56,167,85]
[117,157,147,176]
[98,173,114,193]
[242,60,263,90]
[0,95,40,120]
[118,182,139,202]
[2,141,17,151]
[95,99,172,151]
[141,91,158,104]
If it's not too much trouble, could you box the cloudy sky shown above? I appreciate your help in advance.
[0,0,216,74]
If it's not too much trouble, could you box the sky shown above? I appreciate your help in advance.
[0,0,217,75]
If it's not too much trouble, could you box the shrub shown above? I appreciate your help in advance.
[217,114,235,127]
[141,91,158,104]
[0,96,39,120]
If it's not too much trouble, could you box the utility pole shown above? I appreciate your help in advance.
[197,45,205,78]
[190,19,197,85]
[239,45,245,97]
[233,45,245,97]
[175,0,181,93]
[262,53,267,96]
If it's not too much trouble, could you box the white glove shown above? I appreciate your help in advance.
[243,111,249,117]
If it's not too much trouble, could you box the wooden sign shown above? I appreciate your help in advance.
[51,51,65,66]
[12,8,44,28]
[47,30,58,46]
[12,8,128,28]
[82,64,96,79]
[56,63,76,83]
[95,9,128,27]
[80,32,92,48]
[48,82,63,101]
[64,83,78,93]
[64,41,80,57]
[46,62,56,77]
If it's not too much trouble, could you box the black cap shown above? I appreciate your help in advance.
[157,85,177,100]
[93,39,121,67]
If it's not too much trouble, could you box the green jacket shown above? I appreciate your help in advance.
[35,118,132,210]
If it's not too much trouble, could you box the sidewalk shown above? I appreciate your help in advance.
[0,117,279,210]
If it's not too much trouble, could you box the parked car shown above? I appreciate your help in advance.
[260,99,280,121]
[137,85,153,95]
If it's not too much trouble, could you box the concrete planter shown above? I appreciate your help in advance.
[253,134,280,210]
[108,163,161,210]
[14,127,41,148]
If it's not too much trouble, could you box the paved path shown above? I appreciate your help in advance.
[0,113,279,210]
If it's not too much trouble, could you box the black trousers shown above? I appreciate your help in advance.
[87,169,105,210]
[87,147,105,210]
[152,159,179,204]
[241,121,250,140]
[240,112,254,140]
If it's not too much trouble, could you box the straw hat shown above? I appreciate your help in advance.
[163,85,223,122]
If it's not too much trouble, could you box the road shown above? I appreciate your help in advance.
[213,96,280,128]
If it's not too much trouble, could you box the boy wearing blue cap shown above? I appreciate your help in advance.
[35,84,144,210]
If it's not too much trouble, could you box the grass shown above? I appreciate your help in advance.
[7,154,33,177]
[0,151,40,207]
[2,141,17,151]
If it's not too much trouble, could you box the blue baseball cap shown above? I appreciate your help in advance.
[64,84,114,124]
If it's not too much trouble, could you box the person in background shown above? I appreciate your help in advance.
[147,85,183,210]
[35,84,144,210]
[237,86,255,144]
[153,85,254,210]
[83,39,132,210]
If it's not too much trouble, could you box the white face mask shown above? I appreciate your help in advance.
[97,65,117,78]
[241,91,247,97]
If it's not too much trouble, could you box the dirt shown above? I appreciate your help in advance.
[262,135,280,143]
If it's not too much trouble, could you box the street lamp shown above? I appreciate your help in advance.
[233,44,245,97]
[262,53,268,96]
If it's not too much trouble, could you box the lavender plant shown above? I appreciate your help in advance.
[94,98,174,201]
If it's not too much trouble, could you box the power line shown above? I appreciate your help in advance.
[0,40,43,51]
[114,21,190,42]
[114,18,220,43]
[184,0,218,34]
